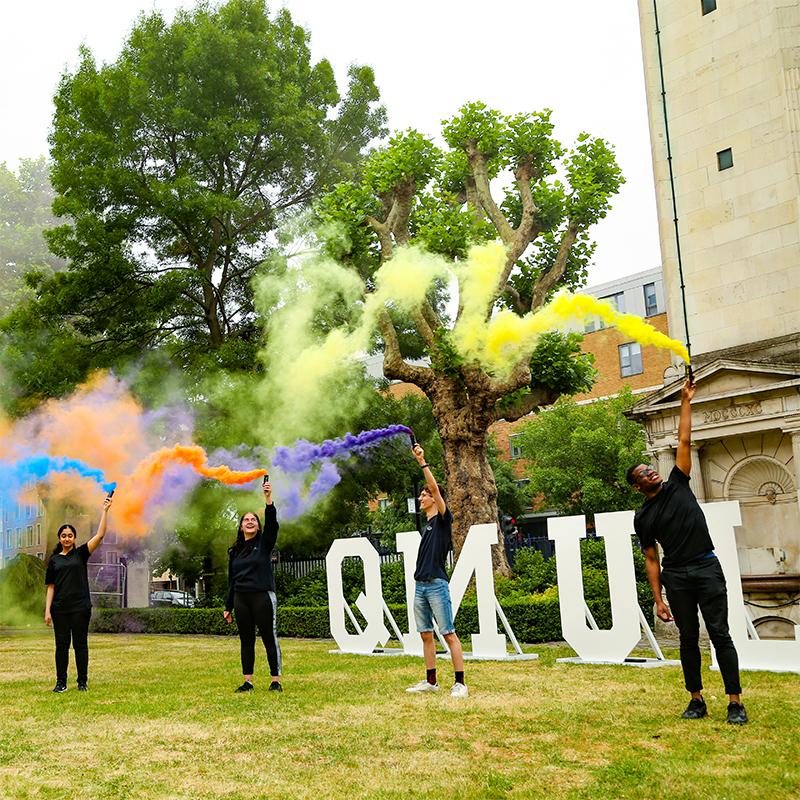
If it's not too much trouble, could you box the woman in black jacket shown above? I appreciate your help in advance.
[224,480,282,692]
[44,494,113,692]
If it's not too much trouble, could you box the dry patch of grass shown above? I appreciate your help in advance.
[0,632,799,799]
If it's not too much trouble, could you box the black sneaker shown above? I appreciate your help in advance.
[77,682,88,691]
[269,681,282,693]
[53,681,67,693]
[681,697,708,719]
[234,681,254,693]
[727,702,748,725]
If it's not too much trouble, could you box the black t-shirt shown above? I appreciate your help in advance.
[414,508,453,582]
[44,543,92,613]
[634,465,715,568]
[225,504,280,611]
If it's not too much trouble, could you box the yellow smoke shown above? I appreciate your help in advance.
[252,241,688,444]
[451,243,689,370]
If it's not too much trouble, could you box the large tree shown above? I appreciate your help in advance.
[26,0,385,373]
[316,103,623,573]
[512,387,646,522]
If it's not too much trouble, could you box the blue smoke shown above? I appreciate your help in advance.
[0,454,117,503]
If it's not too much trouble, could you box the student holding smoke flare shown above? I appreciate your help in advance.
[224,477,283,693]
[627,379,747,725]
[44,493,113,692]
[405,442,468,697]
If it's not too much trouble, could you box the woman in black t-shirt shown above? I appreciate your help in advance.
[44,495,113,693]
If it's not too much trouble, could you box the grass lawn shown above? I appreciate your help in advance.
[1,631,798,800]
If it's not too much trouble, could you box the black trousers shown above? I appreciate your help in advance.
[51,609,92,684]
[233,591,281,677]
[661,557,742,696]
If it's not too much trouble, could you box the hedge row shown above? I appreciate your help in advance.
[90,595,653,644]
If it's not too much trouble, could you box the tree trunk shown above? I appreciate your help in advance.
[426,377,511,577]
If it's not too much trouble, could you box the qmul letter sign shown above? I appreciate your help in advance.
[326,502,800,672]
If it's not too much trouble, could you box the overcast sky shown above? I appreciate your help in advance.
[1,0,662,286]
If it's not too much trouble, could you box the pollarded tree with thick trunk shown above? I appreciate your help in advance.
[317,103,622,575]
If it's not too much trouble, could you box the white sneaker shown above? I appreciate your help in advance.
[406,680,439,693]
[450,682,469,698]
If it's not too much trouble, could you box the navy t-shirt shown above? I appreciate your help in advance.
[44,543,92,613]
[634,466,715,567]
[414,508,453,582]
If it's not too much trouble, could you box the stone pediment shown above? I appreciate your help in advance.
[627,359,800,418]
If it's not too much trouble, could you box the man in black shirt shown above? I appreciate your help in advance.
[405,443,467,697]
[628,379,747,724]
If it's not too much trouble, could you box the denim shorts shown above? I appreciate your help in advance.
[414,578,455,635]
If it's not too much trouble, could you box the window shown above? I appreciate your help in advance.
[619,343,643,377]
[701,0,716,14]
[26,526,33,547]
[378,497,390,511]
[602,292,626,313]
[584,318,597,334]
[38,499,45,517]
[717,148,733,170]
[37,553,44,561]
[644,283,658,317]
[4,529,11,548]
[36,524,41,546]
[509,434,523,459]
[16,528,22,548]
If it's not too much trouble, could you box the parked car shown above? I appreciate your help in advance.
[150,590,196,608]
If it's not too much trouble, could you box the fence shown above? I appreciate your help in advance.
[88,562,126,608]
[275,547,404,580]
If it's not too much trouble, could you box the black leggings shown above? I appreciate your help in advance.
[51,609,92,684]
[233,591,281,677]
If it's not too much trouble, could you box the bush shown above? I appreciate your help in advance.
[0,554,47,624]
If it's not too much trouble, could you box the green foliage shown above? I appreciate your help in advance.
[488,436,528,519]
[528,331,597,395]
[0,158,66,314]
[517,386,647,521]
[7,0,385,400]
[0,554,47,624]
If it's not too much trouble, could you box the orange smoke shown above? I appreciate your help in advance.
[133,444,267,485]
[111,444,268,536]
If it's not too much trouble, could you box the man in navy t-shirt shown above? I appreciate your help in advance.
[405,442,468,698]
[628,379,746,724]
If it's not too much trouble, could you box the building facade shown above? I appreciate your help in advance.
[634,0,800,635]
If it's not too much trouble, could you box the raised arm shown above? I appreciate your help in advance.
[87,495,113,555]
[413,443,446,516]
[675,379,696,477]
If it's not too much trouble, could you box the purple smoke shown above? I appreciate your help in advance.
[271,425,412,519]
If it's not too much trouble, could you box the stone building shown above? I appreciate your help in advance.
[632,0,800,634]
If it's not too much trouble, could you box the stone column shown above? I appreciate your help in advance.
[653,447,676,478]
[690,444,706,502]
[790,431,800,522]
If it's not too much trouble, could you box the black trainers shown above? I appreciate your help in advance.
[234,681,254,693]
[77,682,88,691]
[681,697,708,719]
[727,702,748,725]
[53,681,67,693]
[269,681,283,693]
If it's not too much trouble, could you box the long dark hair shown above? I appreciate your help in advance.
[228,511,262,559]
[53,524,77,555]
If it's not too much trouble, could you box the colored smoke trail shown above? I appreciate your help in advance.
[271,425,413,519]
[132,444,268,486]
[0,455,117,505]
